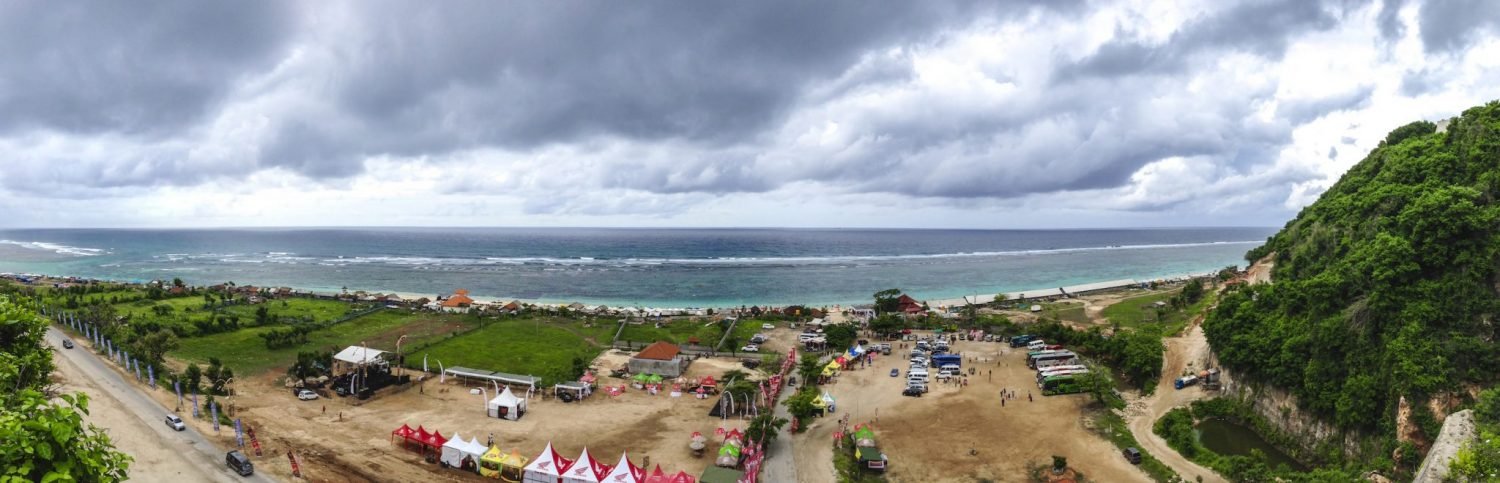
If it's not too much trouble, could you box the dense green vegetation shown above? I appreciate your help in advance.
[1206,102,1500,459]
[1101,281,1213,333]
[0,297,132,481]
[1153,400,1364,482]
[1449,388,1500,480]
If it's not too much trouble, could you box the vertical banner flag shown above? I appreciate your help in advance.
[148,365,156,388]
[423,354,428,374]
[193,391,200,418]
[438,360,445,383]
[135,363,142,382]
[234,419,245,447]
[175,380,183,408]
[211,402,220,431]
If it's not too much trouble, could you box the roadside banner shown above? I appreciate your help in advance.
[193,392,200,418]
[438,360,445,383]
[211,402,220,431]
[148,364,156,388]
[234,419,244,447]
[423,354,428,374]
[175,380,183,408]
[134,363,142,382]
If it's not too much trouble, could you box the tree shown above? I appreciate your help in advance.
[873,289,902,315]
[184,363,203,394]
[868,315,905,336]
[171,277,184,288]
[797,355,822,385]
[744,413,789,446]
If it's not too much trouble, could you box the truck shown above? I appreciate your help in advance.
[1173,374,1199,390]
[1202,368,1222,390]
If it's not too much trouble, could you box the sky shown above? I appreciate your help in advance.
[2,0,1499,229]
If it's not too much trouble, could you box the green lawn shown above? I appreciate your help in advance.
[171,309,454,375]
[406,319,608,385]
[615,317,762,348]
[1101,288,1217,335]
[1039,302,1091,325]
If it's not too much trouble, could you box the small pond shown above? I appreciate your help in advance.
[1196,418,1307,472]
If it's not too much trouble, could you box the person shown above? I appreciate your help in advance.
[322,405,326,415]
[1002,398,1006,407]
[1028,392,1033,402]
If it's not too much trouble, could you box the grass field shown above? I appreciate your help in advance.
[1100,287,1216,334]
[115,296,360,334]
[615,317,761,347]
[407,318,611,384]
[172,310,475,375]
[1039,302,1091,325]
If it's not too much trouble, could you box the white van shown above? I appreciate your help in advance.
[908,369,929,379]
[1027,340,1046,350]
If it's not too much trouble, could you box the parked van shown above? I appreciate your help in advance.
[1026,340,1046,350]
[908,369,929,380]
[226,450,254,476]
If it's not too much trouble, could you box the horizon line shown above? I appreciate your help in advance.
[0,224,1280,231]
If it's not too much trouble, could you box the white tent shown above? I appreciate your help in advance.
[561,447,606,483]
[333,346,388,365]
[602,452,644,483]
[524,442,573,483]
[488,386,528,420]
[440,432,487,470]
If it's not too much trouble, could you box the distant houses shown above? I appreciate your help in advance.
[439,289,476,313]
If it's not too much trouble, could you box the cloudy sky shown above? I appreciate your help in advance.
[2,0,1498,229]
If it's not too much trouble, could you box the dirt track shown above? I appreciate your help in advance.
[1124,324,1226,483]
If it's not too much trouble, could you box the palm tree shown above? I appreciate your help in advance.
[745,413,789,446]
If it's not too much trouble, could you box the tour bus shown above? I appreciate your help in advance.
[1037,367,1090,383]
[1009,334,1037,348]
[1035,365,1088,380]
[1041,374,1085,395]
[1027,350,1078,369]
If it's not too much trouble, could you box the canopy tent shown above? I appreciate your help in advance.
[523,442,575,483]
[603,452,644,483]
[848,345,866,357]
[670,472,696,483]
[421,427,449,454]
[643,466,670,483]
[853,425,877,448]
[441,432,487,471]
[447,366,541,390]
[335,346,389,365]
[579,372,597,385]
[481,445,530,482]
[714,444,741,468]
[698,466,745,483]
[561,447,610,483]
[698,376,716,388]
[391,424,416,445]
[488,386,529,420]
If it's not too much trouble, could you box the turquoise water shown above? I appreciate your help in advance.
[0,227,1273,307]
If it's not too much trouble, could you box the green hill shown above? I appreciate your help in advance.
[1206,101,1500,444]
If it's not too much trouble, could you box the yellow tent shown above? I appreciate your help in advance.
[495,449,529,482]
[480,445,505,479]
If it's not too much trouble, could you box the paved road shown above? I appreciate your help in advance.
[47,327,279,483]
[759,385,798,483]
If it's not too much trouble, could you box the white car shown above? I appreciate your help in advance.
[762,323,775,330]
[741,344,760,352]
[165,414,186,431]
[297,389,319,401]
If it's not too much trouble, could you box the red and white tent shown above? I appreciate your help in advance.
[524,442,576,483]
[643,465,670,483]
[602,452,644,483]
[561,447,609,483]
[668,471,695,483]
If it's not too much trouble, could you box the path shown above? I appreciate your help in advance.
[1125,324,1226,483]
[759,386,799,483]
[46,327,279,483]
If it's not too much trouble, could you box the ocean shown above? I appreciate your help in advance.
[0,227,1274,308]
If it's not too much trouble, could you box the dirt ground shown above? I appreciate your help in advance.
[788,334,1152,483]
[130,346,774,483]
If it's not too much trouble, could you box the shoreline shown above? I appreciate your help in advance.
[4,267,1224,311]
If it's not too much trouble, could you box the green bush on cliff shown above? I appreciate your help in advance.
[1208,101,1500,441]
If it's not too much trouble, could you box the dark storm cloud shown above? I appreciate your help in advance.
[0,1,295,135]
[1055,0,1340,81]
[256,0,1083,178]
[1376,0,1408,41]
[1416,0,1500,54]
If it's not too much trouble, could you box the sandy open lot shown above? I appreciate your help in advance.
[787,333,1152,483]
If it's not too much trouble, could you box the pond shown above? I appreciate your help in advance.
[1196,418,1307,472]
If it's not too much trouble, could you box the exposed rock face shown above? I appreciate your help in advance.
[1214,365,1368,461]
[1413,410,1476,483]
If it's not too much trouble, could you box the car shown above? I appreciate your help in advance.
[740,344,760,352]
[890,369,899,377]
[750,334,767,343]
[1123,447,1142,465]
[297,389,319,401]
[901,328,912,334]
[165,414,185,431]
[62,339,74,349]
[762,323,775,330]
[902,386,924,397]
[226,450,254,476]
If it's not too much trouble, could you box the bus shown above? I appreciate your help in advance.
[1041,374,1085,395]
[1027,350,1077,369]
[1009,334,1037,348]
[1037,368,1090,382]
[1035,365,1088,380]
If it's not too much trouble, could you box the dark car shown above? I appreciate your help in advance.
[62,339,74,349]
[226,450,254,476]
[902,386,924,397]
[1123,447,1142,465]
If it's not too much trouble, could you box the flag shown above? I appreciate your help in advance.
[438,360,445,383]
[135,363,142,382]
[193,391,200,418]
[148,364,156,388]
[175,380,183,408]
[211,402,220,431]
[234,419,244,447]
[423,354,429,374]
